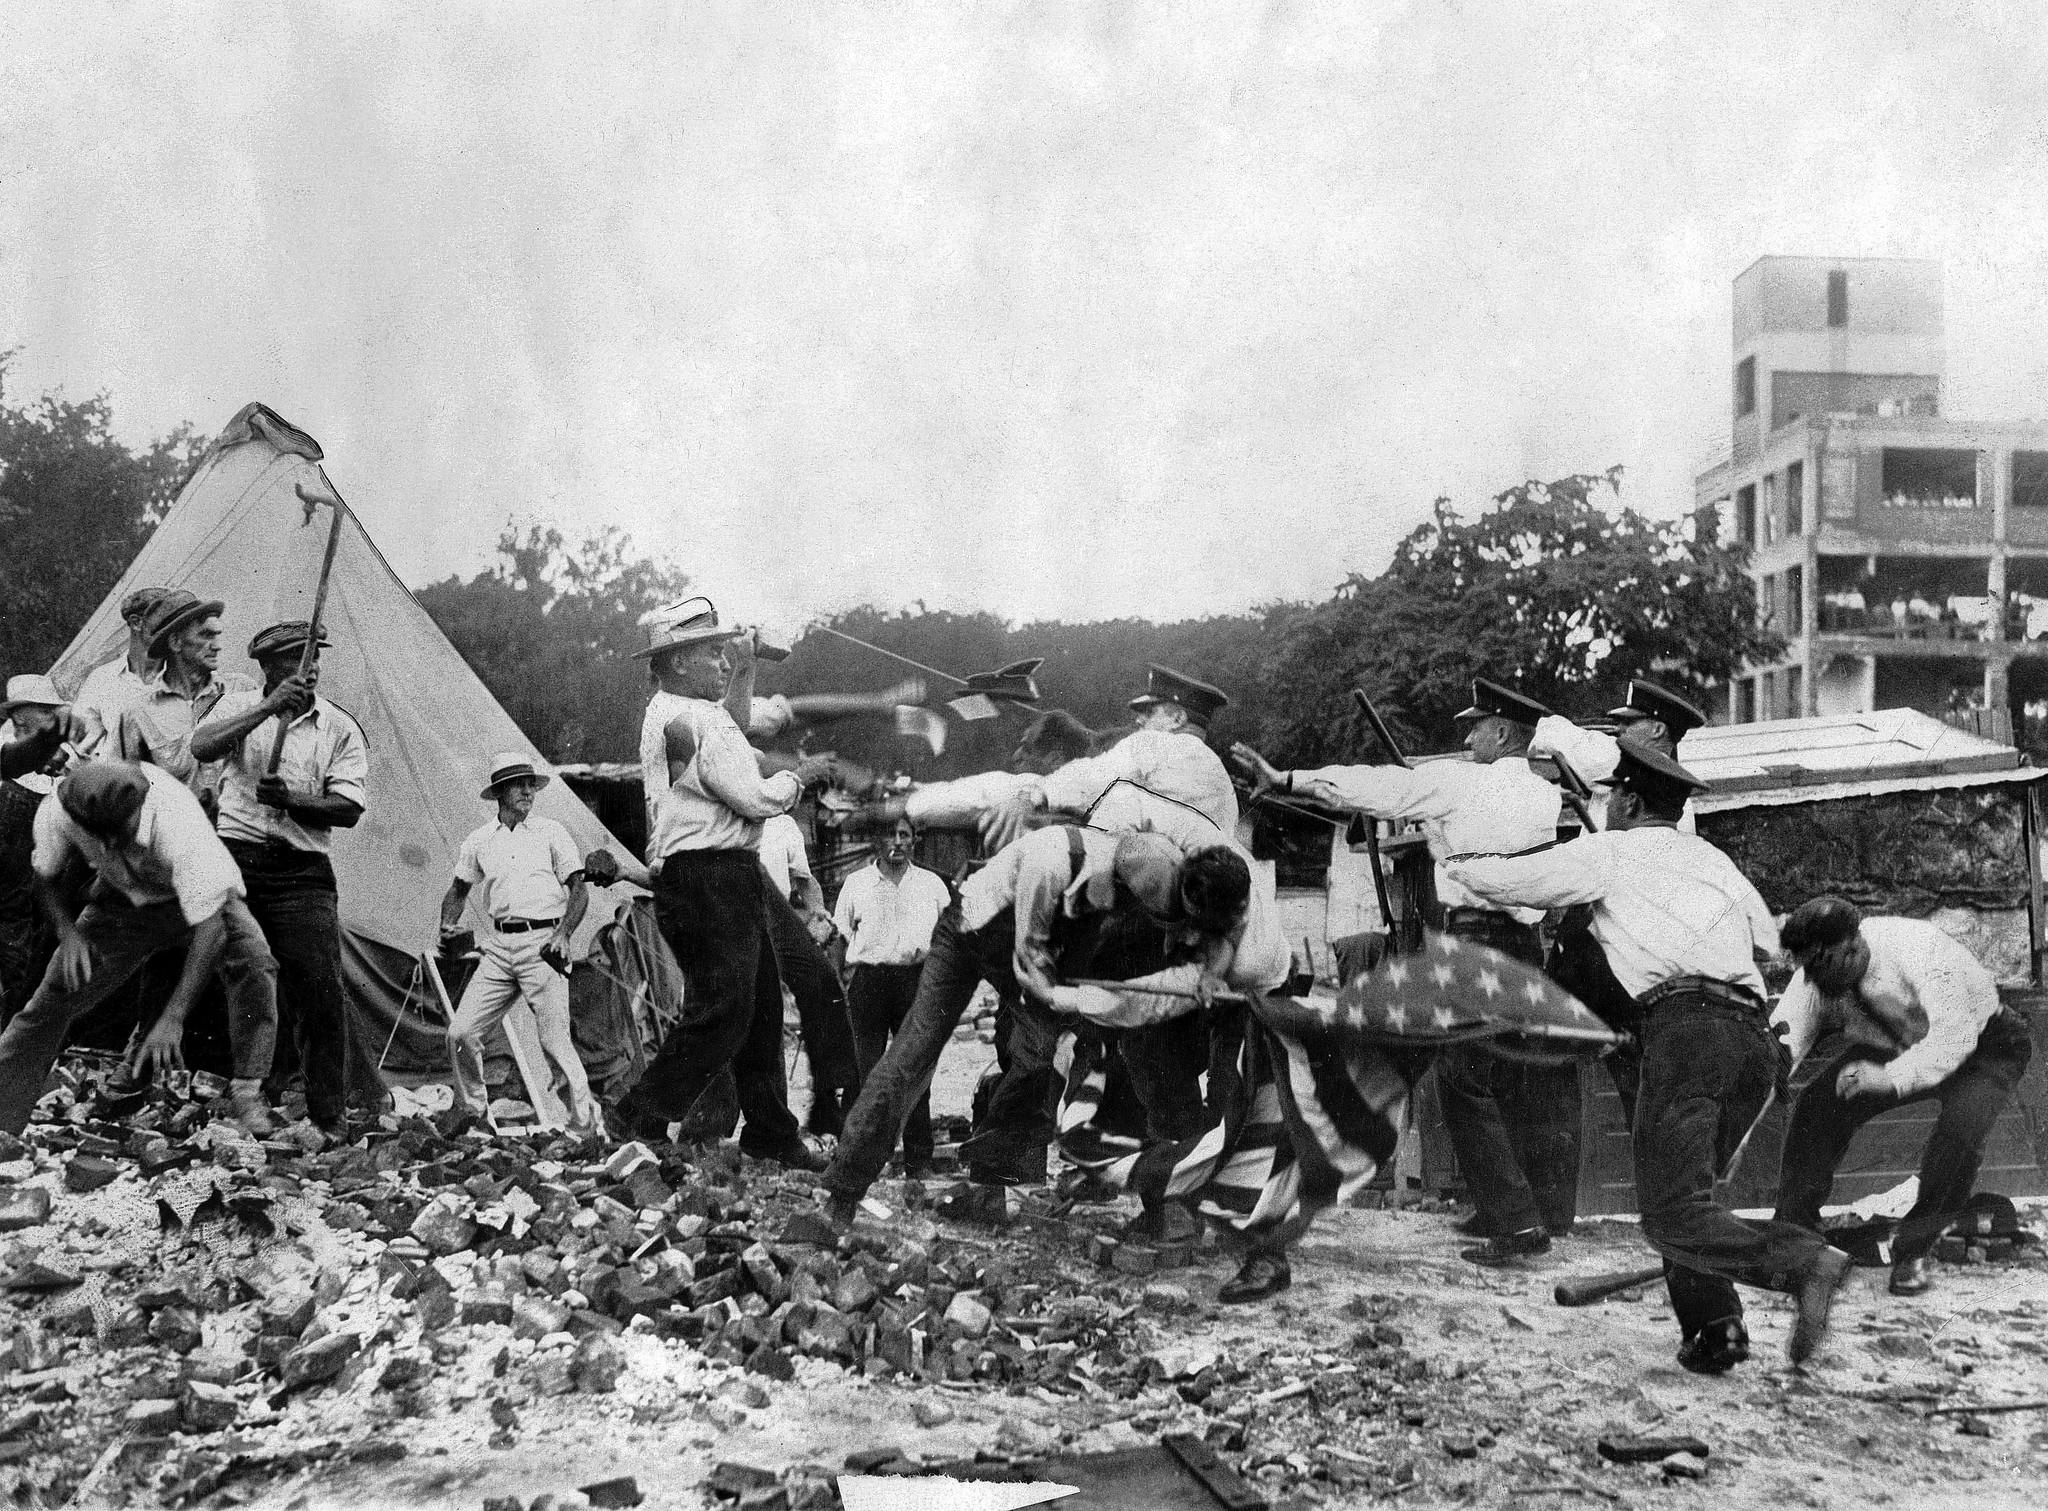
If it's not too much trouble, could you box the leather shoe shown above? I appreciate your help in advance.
[1789,1245,1853,1364]
[1676,1317,1751,1375]
[1218,1253,1292,1304]
[1889,1255,1934,1297]
[1461,1226,1552,1267]
[745,1139,828,1175]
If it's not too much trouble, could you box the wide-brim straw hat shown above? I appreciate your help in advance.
[631,596,745,659]
[0,674,67,723]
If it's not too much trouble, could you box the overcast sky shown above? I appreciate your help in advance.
[7,2,2048,636]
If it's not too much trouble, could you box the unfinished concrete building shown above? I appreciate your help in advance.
[1696,255,2048,737]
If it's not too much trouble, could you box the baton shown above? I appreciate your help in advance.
[1350,689,1412,769]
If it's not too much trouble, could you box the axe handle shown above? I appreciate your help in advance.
[1554,1265,1666,1307]
[1351,689,1411,769]
[266,490,347,777]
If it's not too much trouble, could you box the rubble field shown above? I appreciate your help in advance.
[0,1050,2043,1511]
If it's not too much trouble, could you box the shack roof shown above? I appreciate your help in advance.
[1687,708,2048,813]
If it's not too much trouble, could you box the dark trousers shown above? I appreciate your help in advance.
[760,882,860,1132]
[1437,912,1583,1235]
[826,905,1032,1202]
[0,782,54,1026]
[225,842,368,1125]
[846,961,932,1164]
[1775,1009,2033,1263]
[619,851,799,1152]
[1095,1016,1212,1147]
[1635,989,1829,1338]
[0,892,278,1135]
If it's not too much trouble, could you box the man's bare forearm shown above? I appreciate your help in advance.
[161,913,226,1027]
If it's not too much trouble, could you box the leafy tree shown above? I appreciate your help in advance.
[416,524,693,762]
[0,356,203,674]
[1250,469,1778,765]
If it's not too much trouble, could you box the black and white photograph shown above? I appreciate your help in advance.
[3,4,2047,1508]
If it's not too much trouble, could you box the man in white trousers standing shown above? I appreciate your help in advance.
[439,753,600,1135]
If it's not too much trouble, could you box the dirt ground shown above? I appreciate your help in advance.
[221,1036,2048,1511]
[7,1031,2043,1511]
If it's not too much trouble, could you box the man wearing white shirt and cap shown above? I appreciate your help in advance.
[439,753,600,1134]
[190,621,371,1132]
[984,666,1237,848]
[1771,898,2032,1299]
[832,817,952,1175]
[1447,745,1852,1374]
[609,598,831,1167]
[1233,677,1580,1260]
[0,761,280,1134]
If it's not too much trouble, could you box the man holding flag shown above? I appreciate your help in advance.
[1231,678,1580,1262]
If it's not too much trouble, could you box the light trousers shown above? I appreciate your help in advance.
[448,932,600,1133]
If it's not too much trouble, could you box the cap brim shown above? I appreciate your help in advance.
[1128,694,1166,709]
[1606,706,1653,722]
[1452,705,1486,721]
[0,701,62,722]
[631,627,744,659]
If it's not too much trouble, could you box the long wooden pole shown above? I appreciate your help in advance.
[265,481,347,776]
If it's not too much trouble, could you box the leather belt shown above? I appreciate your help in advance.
[495,917,562,935]
[1637,974,1765,1015]
[1441,906,1526,932]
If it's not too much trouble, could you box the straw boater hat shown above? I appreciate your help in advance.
[480,753,552,801]
[631,596,745,660]
[0,675,68,724]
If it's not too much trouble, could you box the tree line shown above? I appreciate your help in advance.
[1,365,1781,772]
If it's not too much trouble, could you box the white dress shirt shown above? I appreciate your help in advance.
[1041,729,1239,835]
[755,813,812,903]
[832,862,951,966]
[70,658,151,756]
[1447,826,1779,1000]
[205,691,369,854]
[455,815,583,924]
[639,690,801,859]
[1293,757,1561,924]
[1771,917,2003,1098]
[31,765,244,927]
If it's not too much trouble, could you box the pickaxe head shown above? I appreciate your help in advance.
[295,479,342,527]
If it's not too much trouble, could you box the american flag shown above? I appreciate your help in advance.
[1058,931,1614,1248]
[1300,928,1621,1051]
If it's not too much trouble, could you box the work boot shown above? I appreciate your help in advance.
[962,1141,1048,1188]
[1788,1246,1854,1364]
[1460,1226,1552,1268]
[744,1138,828,1175]
[228,1079,276,1138]
[1676,1317,1751,1375]
[1888,1255,1934,1297]
[1218,1253,1292,1304]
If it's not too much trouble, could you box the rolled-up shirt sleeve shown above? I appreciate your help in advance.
[156,791,246,926]
[1039,746,1131,816]
[1448,838,1614,913]
[324,716,370,809]
[1009,834,1072,1001]
[1528,717,1621,786]
[694,715,801,820]
[29,796,78,881]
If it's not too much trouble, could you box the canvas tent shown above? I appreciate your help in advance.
[46,403,667,1113]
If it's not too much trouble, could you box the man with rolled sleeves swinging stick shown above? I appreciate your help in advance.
[1233,678,1579,1263]
[608,598,831,1169]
